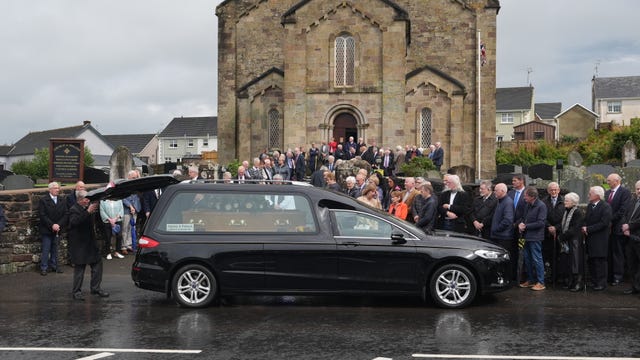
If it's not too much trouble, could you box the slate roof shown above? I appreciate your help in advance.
[103,134,156,154]
[0,145,13,156]
[593,76,640,99]
[9,123,97,156]
[158,116,217,138]
[535,102,562,119]
[496,87,534,111]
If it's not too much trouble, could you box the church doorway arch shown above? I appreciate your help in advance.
[333,113,357,143]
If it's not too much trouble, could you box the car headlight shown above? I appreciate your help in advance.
[474,249,508,260]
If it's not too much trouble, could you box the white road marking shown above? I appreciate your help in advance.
[0,347,201,354]
[372,358,393,360]
[76,352,115,360]
[413,354,640,360]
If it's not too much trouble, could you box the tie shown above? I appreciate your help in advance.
[514,190,520,209]
[384,156,389,167]
[607,190,615,204]
[552,197,556,207]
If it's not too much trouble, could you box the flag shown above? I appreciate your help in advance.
[480,43,487,66]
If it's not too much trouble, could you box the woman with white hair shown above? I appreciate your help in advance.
[559,192,585,291]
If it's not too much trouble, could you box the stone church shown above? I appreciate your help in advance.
[216,0,499,178]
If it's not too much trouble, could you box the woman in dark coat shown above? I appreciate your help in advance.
[559,192,585,291]
[68,190,109,300]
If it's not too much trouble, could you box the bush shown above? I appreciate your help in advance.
[400,156,435,177]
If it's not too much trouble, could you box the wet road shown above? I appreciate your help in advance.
[1,257,639,360]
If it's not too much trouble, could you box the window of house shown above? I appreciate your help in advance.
[608,101,621,113]
[169,140,178,148]
[187,139,194,147]
[496,135,504,142]
[501,113,514,124]
[268,109,281,150]
[419,108,432,148]
[533,131,544,140]
[203,138,209,147]
[335,35,355,87]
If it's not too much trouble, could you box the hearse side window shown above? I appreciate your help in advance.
[333,210,394,238]
[156,192,317,233]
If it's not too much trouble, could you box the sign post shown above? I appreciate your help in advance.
[49,138,85,183]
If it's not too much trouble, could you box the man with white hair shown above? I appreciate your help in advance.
[39,181,68,275]
[582,186,613,291]
[605,173,632,286]
[438,174,471,233]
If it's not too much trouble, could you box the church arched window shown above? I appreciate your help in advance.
[268,109,281,150]
[419,108,432,148]
[335,35,355,87]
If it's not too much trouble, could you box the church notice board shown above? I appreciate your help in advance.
[49,138,85,183]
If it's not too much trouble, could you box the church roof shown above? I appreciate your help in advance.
[103,134,156,154]
[282,0,408,21]
[158,116,217,138]
[535,102,562,120]
[237,67,284,95]
[496,87,533,111]
[593,76,640,99]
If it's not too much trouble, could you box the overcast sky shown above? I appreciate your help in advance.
[1,0,639,145]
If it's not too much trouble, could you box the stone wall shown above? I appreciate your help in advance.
[0,184,101,275]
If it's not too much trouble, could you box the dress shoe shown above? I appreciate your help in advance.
[623,288,640,295]
[73,292,85,301]
[40,270,47,276]
[592,285,605,291]
[611,280,622,286]
[91,290,110,298]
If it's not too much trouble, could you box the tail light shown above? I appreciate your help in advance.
[138,236,160,248]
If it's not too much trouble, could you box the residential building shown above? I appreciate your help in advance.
[495,87,534,142]
[556,103,598,140]
[216,0,500,178]
[592,76,640,126]
[157,116,217,164]
[513,120,555,142]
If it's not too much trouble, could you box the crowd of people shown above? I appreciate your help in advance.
[5,136,640,301]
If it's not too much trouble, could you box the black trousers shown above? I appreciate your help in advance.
[609,233,627,282]
[626,239,640,291]
[72,261,103,295]
[588,256,607,288]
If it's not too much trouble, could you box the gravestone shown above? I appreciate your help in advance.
[448,165,475,184]
[528,163,553,181]
[626,159,640,167]
[109,146,134,182]
[497,164,522,174]
[2,174,34,190]
[564,178,589,204]
[586,164,616,178]
[620,167,640,189]
[0,170,14,183]
[623,140,637,165]
[567,151,583,167]
[493,173,515,185]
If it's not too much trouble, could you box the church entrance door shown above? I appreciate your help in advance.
[333,113,357,144]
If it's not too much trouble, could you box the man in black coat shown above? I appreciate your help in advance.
[471,180,498,239]
[622,180,640,295]
[543,182,565,284]
[68,190,109,300]
[437,174,471,233]
[38,182,68,276]
[582,186,613,291]
[605,173,632,285]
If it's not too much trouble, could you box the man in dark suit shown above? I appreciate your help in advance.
[605,173,632,285]
[582,186,613,291]
[621,180,640,295]
[490,183,515,280]
[38,182,69,275]
[431,141,444,171]
[471,180,498,239]
[437,174,471,233]
[508,173,527,281]
[294,147,307,181]
[380,148,394,177]
[543,182,565,284]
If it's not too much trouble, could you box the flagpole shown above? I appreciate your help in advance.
[477,30,482,181]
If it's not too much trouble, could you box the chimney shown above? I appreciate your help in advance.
[83,120,91,126]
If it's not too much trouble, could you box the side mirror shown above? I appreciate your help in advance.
[391,232,406,245]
